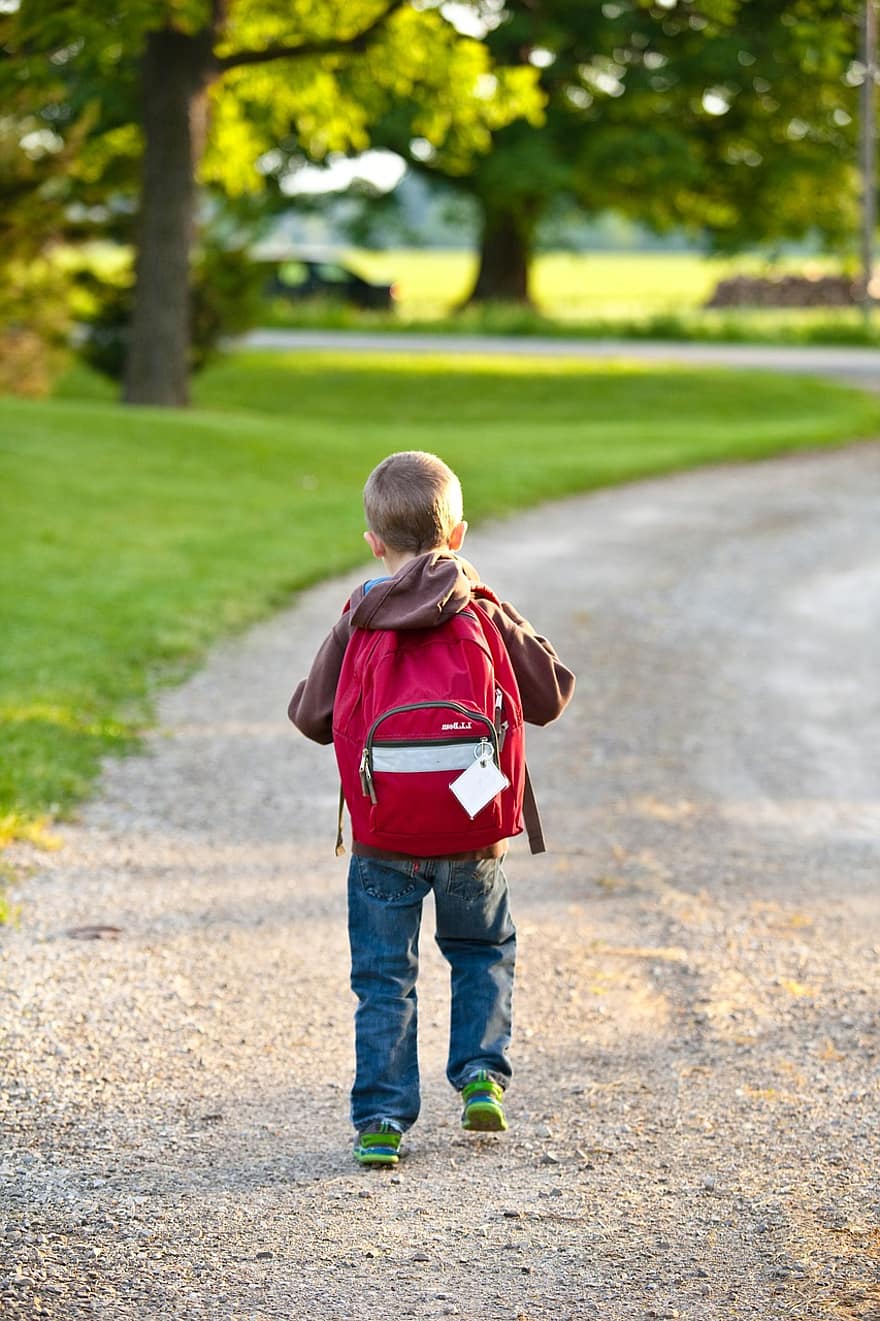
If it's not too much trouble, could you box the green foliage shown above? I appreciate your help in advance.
[75,244,267,380]
[190,245,267,367]
[0,55,93,394]
[203,5,542,192]
[71,267,133,381]
[374,0,865,272]
[259,298,880,347]
[3,349,880,847]
[2,0,544,399]
[3,0,543,216]
[0,5,142,229]
[0,260,71,398]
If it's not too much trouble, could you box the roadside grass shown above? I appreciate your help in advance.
[259,250,878,344]
[3,350,880,875]
[261,299,880,348]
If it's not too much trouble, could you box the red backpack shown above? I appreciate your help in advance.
[333,592,532,857]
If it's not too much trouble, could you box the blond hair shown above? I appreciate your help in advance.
[363,451,463,554]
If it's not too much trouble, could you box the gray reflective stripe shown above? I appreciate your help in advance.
[372,742,484,773]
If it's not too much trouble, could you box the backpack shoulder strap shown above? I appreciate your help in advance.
[522,765,546,855]
[470,597,546,856]
[471,581,502,608]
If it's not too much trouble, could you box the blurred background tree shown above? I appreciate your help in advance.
[0,0,873,396]
[1,0,541,405]
[0,66,97,395]
[368,0,864,306]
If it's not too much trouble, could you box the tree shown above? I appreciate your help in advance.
[376,0,866,305]
[2,1,541,404]
[0,55,99,395]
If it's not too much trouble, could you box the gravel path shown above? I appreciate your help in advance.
[2,445,879,1321]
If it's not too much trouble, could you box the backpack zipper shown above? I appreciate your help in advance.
[371,735,492,749]
[361,701,499,803]
[495,686,511,750]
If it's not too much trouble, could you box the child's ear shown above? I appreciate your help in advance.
[364,529,386,560]
[447,520,468,552]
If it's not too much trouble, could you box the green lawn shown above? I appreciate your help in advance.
[344,248,848,317]
[258,249,875,345]
[348,249,768,315]
[2,350,879,854]
[70,244,873,343]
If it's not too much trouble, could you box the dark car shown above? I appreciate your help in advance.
[261,257,396,309]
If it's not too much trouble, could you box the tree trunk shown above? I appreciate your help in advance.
[465,198,541,306]
[124,28,213,406]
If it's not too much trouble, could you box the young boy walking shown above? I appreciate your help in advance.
[289,451,574,1165]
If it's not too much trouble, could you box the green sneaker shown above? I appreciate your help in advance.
[460,1070,508,1132]
[353,1120,402,1167]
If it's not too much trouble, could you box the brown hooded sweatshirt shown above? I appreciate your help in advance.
[288,551,576,857]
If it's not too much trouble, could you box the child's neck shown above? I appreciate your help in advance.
[383,546,448,575]
[382,550,416,575]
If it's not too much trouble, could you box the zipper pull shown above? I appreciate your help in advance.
[495,687,506,751]
[359,749,378,803]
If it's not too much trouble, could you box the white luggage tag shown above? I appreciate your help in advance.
[450,740,509,819]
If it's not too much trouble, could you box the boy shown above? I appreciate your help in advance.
[289,451,574,1166]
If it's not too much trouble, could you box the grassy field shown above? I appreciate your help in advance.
[70,243,873,342]
[3,350,880,862]
[74,245,753,316]
[348,249,772,315]
[258,249,875,344]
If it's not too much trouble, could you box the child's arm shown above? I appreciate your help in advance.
[288,615,351,744]
[479,597,575,726]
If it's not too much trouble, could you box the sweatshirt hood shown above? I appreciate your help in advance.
[349,551,479,631]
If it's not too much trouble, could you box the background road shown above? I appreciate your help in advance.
[2,444,879,1320]
[245,330,880,392]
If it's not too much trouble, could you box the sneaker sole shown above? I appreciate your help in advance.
[462,1102,508,1132]
[355,1151,400,1167]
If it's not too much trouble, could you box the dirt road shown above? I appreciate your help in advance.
[2,445,879,1320]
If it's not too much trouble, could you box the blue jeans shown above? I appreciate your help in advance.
[347,853,516,1132]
